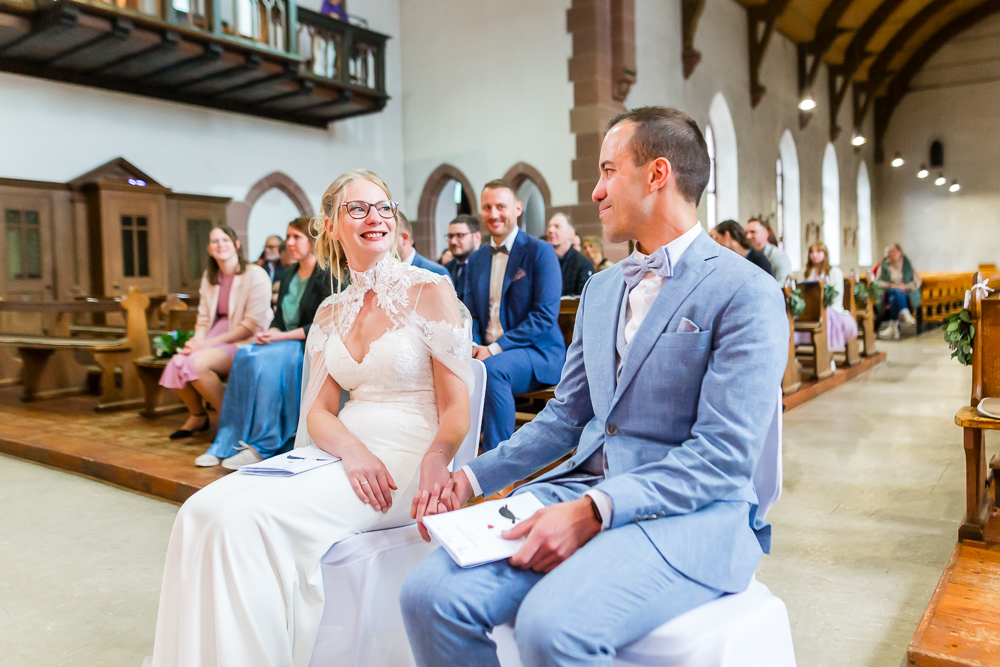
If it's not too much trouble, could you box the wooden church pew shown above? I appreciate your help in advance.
[793,279,833,380]
[0,289,151,409]
[781,285,802,395]
[839,275,861,367]
[855,274,877,357]
[954,272,1000,541]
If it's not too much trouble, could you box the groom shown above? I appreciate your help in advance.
[400,107,789,666]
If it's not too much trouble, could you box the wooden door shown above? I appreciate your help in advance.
[97,188,169,297]
[0,189,55,302]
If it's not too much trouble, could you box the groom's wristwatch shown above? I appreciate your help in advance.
[587,495,603,526]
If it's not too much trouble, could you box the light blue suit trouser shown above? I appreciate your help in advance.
[399,479,723,667]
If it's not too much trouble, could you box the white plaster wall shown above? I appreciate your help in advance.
[0,0,406,260]
[626,0,876,273]
[877,15,1000,273]
[397,0,575,218]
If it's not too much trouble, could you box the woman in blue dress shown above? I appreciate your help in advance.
[196,217,342,468]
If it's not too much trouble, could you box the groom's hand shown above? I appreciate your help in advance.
[505,498,602,573]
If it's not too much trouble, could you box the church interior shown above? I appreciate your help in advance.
[2,0,1000,664]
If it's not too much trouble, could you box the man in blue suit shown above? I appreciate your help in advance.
[401,107,789,666]
[463,180,565,452]
[397,213,452,282]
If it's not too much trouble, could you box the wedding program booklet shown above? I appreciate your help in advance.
[239,445,340,477]
[422,492,546,568]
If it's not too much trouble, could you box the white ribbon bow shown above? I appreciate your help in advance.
[964,278,995,309]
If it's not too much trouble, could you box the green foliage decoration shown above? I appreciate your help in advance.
[867,281,884,306]
[786,289,805,319]
[153,330,194,359]
[943,309,974,366]
[853,281,869,308]
[823,284,837,309]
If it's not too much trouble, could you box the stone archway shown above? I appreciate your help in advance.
[226,172,314,250]
[502,162,552,210]
[416,164,478,258]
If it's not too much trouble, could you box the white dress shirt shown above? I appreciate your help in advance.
[465,224,704,531]
[485,227,519,355]
[401,248,416,265]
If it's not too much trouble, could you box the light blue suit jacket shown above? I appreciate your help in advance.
[467,231,789,593]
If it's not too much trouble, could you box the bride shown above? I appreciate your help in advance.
[150,169,473,667]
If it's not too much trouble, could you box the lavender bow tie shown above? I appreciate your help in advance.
[619,246,672,291]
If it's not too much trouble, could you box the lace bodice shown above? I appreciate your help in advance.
[301,256,473,410]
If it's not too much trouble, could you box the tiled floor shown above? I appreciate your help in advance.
[0,330,976,666]
[758,330,976,667]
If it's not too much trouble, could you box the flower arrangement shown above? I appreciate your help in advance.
[786,289,805,319]
[853,280,884,310]
[153,330,194,359]
[823,284,837,309]
[943,310,974,366]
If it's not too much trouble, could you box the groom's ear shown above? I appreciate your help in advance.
[646,157,671,193]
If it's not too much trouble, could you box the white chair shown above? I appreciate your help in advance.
[493,393,796,667]
[308,358,487,667]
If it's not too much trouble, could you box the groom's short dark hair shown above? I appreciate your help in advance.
[607,106,710,207]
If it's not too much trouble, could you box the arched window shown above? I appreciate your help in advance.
[707,92,739,225]
[247,188,302,260]
[417,165,476,258]
[503,163,552,239]
[778,130,802,271]
[857,161,873,267]
[821,143,841,267]
[517,180,546,238]
[705,124,717,228]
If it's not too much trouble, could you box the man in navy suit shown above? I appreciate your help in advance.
[464,180,565,452]
[397,214,452,282]
[443,214,482,302]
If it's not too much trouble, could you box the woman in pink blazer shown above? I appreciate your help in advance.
[161,226,273,439]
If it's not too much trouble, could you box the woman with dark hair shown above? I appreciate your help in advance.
[160,226,273,440]
[877,243,922,339]
[710,219,773,275]
[196,218,342,468]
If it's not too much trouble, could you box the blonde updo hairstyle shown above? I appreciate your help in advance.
[312,168,400,286]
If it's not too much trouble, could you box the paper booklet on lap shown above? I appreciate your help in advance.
[239,445,340,477]
[422,492,546,568]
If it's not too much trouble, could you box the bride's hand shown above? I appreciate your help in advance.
[410,454,472,542]
[340,443,397,513]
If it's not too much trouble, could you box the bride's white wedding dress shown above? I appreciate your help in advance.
[150,256,472,667]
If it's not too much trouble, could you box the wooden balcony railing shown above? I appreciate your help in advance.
[8,0,387,97]
[0,0,389,124]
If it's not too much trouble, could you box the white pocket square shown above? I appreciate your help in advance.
[677,317,700,333]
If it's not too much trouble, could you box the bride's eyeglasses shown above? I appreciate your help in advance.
[342,200,399,220]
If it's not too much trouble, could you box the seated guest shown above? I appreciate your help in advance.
[444,213,482,302]
[439,249,454,266]
[800,242,858,354]
[257,235,286,284]
[400,106,789,666]
[746,217,791,283]
[195,218,338,469]
[546,213,594,296]
[711,220,772,275]
[878,243,921,339]
[397,213,452,282]
[319,0,348,20]
[581,234,614,272]
[161,226,273,440]
[464,179,565,452]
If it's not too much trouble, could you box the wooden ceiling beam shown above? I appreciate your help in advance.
[797,0,855,129]
[874,0,1000,162]
[747,0,793,107]
[856,0,954,124]
[681,0,705,79]
[827,0,907,139]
